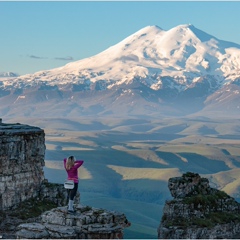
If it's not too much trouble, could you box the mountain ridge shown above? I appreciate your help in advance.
[1,24,240,118]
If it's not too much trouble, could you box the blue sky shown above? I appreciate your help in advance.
[1,1,240,75]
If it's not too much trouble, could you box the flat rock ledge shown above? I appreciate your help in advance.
[15,205,131,239]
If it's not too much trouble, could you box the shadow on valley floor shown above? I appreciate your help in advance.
[156,151,232,174]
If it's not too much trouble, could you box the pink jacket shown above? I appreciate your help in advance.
[63,158,84,183]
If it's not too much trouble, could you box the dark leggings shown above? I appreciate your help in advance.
[68,183,78,200]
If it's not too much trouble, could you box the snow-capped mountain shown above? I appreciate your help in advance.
[1,24,240,118]
[0,72,18,78]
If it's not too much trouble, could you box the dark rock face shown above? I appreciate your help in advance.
[158,172,240,239]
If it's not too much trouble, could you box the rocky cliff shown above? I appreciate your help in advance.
[0,119,130,239]
[158,172,240,239]
[0,118,45,209]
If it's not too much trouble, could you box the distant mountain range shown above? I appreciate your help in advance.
[1,24,240,119]
[0,72,18,78]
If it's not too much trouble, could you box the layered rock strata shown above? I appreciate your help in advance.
[16,205,130,239]
[0,120,45,210]
[158,172,240,239]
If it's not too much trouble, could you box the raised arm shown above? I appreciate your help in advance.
[63,158,67,169]
[74,160,84,169]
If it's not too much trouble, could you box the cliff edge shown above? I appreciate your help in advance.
[0,119,130,239]
[158,172,240,239]
[16,205,130,239]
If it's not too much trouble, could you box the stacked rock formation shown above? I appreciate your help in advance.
[158,172,240,239]
[16,205,130,239]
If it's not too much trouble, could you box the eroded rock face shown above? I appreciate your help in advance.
[16,205,130,239]
[0,121,79,210]
[158,172,240,239]
[0,121,45,210]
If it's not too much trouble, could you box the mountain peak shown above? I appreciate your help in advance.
[1,24,240,118]
[167,24,215,43]
[178,23,194,28]
[0,72,19,78]
[139,25,163,32]
[3,24,240,93]
[121,25,165,43]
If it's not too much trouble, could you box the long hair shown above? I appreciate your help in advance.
[66,156,76,170]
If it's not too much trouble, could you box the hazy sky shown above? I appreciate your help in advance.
[1,1,240,75]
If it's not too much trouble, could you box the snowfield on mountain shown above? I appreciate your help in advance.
[1,24,240,118]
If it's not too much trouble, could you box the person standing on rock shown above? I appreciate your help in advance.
[64,156,84,213]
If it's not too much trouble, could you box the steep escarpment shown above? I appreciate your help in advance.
[0,119,70,210]
[0,119,130,239]
[0,118,45,209]
[158,172,240,239]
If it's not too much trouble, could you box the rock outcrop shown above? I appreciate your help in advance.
[0,119,130,238]
[0,119,76,208]
[0,119,45,209]
[16,205,130,239]
[158,172,240,239]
